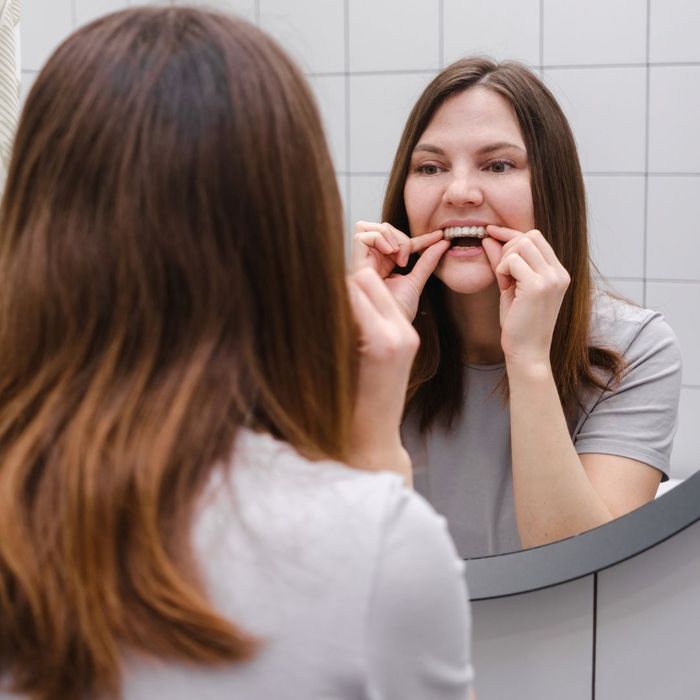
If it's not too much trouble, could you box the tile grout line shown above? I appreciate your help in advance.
[438,0,444,68]
[343,0,352,238]
[539,0,544,70]
[643,0,651,308]
[591,573,598,700]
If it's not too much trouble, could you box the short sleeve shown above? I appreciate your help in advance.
[364,489,474,700]
[574,313,682,479]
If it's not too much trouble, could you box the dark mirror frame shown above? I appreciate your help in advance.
[465,469,700,600]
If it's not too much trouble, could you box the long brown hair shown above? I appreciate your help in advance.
[382,57,622,430]
[0,7,356,698]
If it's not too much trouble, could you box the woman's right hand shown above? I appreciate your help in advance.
[351,221,449,321]
[346,266,420,485]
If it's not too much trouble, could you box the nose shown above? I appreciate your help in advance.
[443,169,483,207]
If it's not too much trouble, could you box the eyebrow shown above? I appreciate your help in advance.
[412,141,527,156]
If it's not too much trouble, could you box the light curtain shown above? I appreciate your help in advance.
[0,0,20,189]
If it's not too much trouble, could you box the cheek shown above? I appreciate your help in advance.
[403,179,435,231]
[496,180,535,230]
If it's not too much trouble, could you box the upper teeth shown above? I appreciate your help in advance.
[444,226,487,239]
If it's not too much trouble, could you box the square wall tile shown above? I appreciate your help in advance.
[650,0,700,63]
[545,67,646,173]
[471,576,593,700]
[308,75,346,172]
[444,0,540,67]
[260,0,344,74]
[349,175,390,230]
[76,0,129,27]
[602,279,645,306]
[543,0,646,66]
[647,176,700,280]
[646,281,700,386]
[22,0,73,71]
[649,66,700,173]
[672,387,700,480]
[349,71,434,173]
[585,175,645,278]
[349,0,439,72]
[174,0,256,22]
[596,521,700,700]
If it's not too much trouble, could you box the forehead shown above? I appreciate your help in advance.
[419,86,525,147]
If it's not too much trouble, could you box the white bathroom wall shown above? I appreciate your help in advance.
[18,0,700,478]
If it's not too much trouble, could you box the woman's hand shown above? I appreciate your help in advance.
[482,225,570,367]
[351,221,449,321]
[346,266,420,484]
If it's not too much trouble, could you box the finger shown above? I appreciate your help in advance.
[355,221,400,253]
[485,224,523,244]
[347,276,385,339]
[351,267,407,321]
[509,236,549,275]
[482,236,504,273]
[524,229,563,268]
[496,252,537,284]
[406,239,450,289]
[354,230,397,255]
[381,222,413,267]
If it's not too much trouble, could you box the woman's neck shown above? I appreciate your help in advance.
[447,283,504,365]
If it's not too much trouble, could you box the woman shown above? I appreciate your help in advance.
[0,8,474,699]
[354,58,681,557]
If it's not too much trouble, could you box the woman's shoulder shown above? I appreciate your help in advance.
[590,289,678,356]
[197,429,439,557]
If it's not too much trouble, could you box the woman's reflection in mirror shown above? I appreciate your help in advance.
[352,58,682,557]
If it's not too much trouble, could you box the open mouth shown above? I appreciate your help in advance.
[443,225,488,248]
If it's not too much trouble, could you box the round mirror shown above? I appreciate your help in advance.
[465,469,700,600]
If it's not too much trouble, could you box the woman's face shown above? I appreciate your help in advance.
[404,86,535,295]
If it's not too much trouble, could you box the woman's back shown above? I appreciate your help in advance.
[116,430,472,698]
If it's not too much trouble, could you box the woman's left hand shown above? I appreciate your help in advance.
[482,225,570,366]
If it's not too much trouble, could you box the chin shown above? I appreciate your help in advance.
[435,260,497,295]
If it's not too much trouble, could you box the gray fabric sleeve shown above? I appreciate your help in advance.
[365,490,474,700]
[574,314,682,478]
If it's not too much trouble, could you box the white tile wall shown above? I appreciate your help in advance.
[543,0,647,66]
[349,174,389,229]
[308,74,347,172]
[673,387,700,479]
[349,0,439,73]
[647,176,700,280]
[174,0,256,22]
[544,67,646,173]
[76,0,129,27]
[16,2,700,475]
[605,280,645,307]
[260,0,345,74]
[22,0,73,70]
[650,0,700,63]
[649,66,700,173]
[349,71,434,173]
[443,0,540,67]
[585,175,645,279]
[647,281,700,386]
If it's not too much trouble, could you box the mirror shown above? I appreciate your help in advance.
[17,2,699,560]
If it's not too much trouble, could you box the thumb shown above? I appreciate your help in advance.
[483,237,512,292]
[406,239,449,290]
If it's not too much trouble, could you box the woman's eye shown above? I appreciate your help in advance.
[417,163,443,175]
[487,160,513,173]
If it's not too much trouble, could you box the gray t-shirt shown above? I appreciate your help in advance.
[402,294,682,558]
